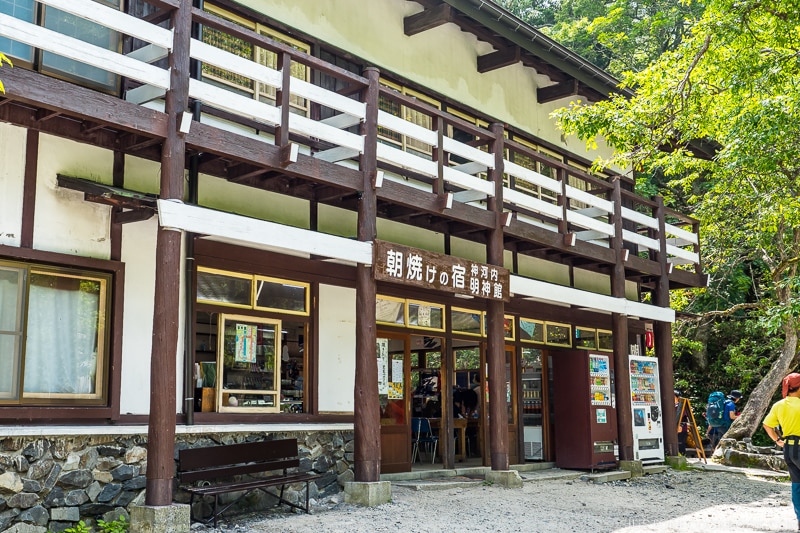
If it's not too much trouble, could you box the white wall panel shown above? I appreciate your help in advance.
[317,283,356,413]
[0,122,27,247]
[34,134,113,258]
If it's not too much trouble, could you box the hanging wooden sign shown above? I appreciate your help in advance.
[373,240,510,301]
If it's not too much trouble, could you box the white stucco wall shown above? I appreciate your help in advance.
[317,283,356,413]
[33,134,112,258]
[244,0,619,165]
[0,122,26,247]
[118,218,158,415]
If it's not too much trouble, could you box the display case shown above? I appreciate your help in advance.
[521,347,543,460]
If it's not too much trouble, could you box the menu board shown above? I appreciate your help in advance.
[630,358,658,405]
[589,354,612,406]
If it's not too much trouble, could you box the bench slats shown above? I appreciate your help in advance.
[178,438,299,471]
[179,457,298,483]
[177,438,321,526]
[184,472,320,497]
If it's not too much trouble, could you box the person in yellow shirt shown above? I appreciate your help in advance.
[763,372,800,531]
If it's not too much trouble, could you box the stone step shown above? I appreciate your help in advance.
[585,470,632,483]
[643,464,668,475]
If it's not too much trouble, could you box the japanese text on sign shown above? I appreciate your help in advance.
[374,240,510,301]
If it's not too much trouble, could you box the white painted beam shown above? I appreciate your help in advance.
[510,275,675,323]
[157,200,373,265]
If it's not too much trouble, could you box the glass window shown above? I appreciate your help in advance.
[41,1,121,90]
[254,277,308,315]
[519,318,544,344]
[575,326,597,349]
[545,322,571,347]
[376,296,405,325]
[217,314,280,412]
[0,0,35,63]
[197,268,252,308]
[482,313,515,339]
[203,4,310,115]
[0,261,111,405]
[452,307,482,336]
[597,329,613,352]
[408,300,444,331]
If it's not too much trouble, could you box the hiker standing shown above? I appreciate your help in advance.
[763,373,800,531]
[707,389,742,449]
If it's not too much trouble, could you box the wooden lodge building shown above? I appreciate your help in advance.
[0,0,706,527]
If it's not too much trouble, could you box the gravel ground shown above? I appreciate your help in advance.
[193,467,798,533]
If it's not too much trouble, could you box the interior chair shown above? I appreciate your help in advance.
[411,417,439,464]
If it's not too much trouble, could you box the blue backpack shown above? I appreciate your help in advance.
[706,391,727,428]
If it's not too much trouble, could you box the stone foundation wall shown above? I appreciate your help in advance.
[0,430,354,532]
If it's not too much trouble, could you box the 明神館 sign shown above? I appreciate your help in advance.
[373,240,510,302]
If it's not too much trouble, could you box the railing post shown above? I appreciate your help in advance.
[146,0,191,507]
[354,66,380,482]
[433,116,445,197]
[486,122,508,471]
[558,168,571,245]
[275,51,292,147]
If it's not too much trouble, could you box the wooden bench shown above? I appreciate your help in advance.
[177,438,321,527]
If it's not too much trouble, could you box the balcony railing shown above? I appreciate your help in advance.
[0,0,701,274]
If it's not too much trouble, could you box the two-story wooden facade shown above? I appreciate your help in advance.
[0,0,706,528]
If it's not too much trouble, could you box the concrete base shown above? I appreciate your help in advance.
[485,469,523,488]
[665,455,687,469]
[586,470,631,483]
[344,481,392,506]
[619,459,644,477]
[130,504,190,533]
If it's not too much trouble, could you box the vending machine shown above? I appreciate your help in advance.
[553,351,618,470]
[629,355,665,463]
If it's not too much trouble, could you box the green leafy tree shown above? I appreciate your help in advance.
[552,0,800,440]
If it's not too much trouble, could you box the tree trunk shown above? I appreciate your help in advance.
[691,321,710,371]
[725,322,798,440]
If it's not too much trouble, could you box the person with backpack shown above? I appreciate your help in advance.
[707,389,743,449]
[763,373,800,531]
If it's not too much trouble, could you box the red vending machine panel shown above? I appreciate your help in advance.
[553,351,618,469]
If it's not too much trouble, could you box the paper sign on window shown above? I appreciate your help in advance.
[377,338,389,395]
[235,324,257,363]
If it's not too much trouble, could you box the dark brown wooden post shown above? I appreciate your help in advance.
[275,51,291,147]
[20,130,38,249]
[654,196,678,456]
[486,122,508,470]
[441,312,454,469]
[354,66,380,482]
[611,178,634,462]
[146,0,191,507]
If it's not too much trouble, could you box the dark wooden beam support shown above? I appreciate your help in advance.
[0,67,168,138]
[477,46,521,73]
[112,209,156,225]
[654,196,678,457]
[537,79,579,104]
[610,178,634,463]
[353,66,381,483]
[404,3,453,36]
[486,122,508,471]
[110,151,125,261]
[20,130,39,249]
[35,109,61,122]
[146,0,190,508]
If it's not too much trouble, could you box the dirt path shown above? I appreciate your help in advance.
[197,466,798,533]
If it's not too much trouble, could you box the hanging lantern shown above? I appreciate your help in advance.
[644,323,654,349]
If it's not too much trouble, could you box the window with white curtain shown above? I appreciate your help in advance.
[0,261,111,405]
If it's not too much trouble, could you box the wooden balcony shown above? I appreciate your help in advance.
[0,0,706,292]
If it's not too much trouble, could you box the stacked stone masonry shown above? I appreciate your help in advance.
[0,431,353,532]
